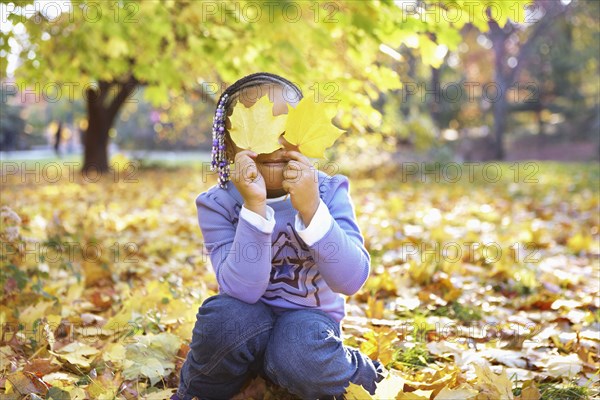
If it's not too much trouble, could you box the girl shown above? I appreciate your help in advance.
[175,72,385,400]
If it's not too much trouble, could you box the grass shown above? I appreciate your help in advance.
[430,301,483,322]
[538,383,589,400]
[394,344,434,370]
[513,381,590,400]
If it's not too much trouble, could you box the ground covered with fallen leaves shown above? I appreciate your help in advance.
[1,160,598,399]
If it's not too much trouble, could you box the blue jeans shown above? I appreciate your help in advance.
[175,294,385,400]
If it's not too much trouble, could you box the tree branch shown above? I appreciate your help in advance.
[107,74,139,119]
[509,1,569,82]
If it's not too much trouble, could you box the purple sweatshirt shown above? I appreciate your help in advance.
[195,170,370,322]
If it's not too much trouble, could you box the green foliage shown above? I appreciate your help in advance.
[2,0,521,151]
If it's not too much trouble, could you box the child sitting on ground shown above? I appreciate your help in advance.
[175,72,385,400]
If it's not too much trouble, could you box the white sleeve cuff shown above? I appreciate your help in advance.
[240,204,276,233]
[294,199,333,246]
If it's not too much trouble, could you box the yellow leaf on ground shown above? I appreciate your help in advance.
[435,384,478,400]
[87,378,119,400]
[102,343,127,367]
[5,371,43,395]
[51,341,100,370]
[143,388,177,399]
[66,387,87,400]
[228,94,286,154]
[472,361,514,399]
[566,233,592,253]
[360,326,397,366]
[397,389,434,399]
[283,97,345,158]
[19,301,54,334]
[42,371,80,388]
[515,380,541,400]
[345,382,373,399]
[374,372,405,399]
[543,353,583,378]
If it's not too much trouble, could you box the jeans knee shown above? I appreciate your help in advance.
[189,294,274,361]
[264,310,349,397]
[273,309,341,349]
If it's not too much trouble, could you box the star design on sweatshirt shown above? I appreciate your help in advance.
[263,229,321,307]
[270,255,304,288]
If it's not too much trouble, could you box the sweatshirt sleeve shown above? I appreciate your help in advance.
[196,192,273,303]
[299,175,370,296]
[294,199,333,246]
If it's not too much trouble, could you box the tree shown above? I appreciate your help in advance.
[2,1,519,170]
[0,85,25,151]
[485,0,569,159]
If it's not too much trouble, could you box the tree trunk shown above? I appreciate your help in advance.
[485,1,566,160]
[429,66,442,133]
[492,91,507,160]
[82,77,138,174]
[83,100,111,174]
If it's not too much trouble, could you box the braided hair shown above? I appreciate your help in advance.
[211,72,303,188]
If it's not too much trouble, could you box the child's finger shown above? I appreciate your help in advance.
[285,160,303,171]
[235,149,258,161]
[233,152,258,182]
[282,180,292,194]
[283,165,301,181]
[284,150,311,167]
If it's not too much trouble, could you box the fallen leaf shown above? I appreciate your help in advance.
[122,332,181,386]
[4,371,46,396]
[360,326,398,365]
[403,367,456,392]
[24,358,61,377]
[46,387,71,400]
[373,372,406,399]
[42,371,80,386]
[515,380,541,400]
[102,342,127,367]
[472,361,514,399]
[542,353,583,378]
[434,384,478,400]
[51,342,100,370]
[345,382,373,399]
[397,389,434,399]
[142,388,177,399]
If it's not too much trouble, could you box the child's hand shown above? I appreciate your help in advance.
[282,150,320,225]
[231,150,267,216]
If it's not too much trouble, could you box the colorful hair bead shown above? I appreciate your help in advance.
[210,94,230,188]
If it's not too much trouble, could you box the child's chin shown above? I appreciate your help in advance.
[265,179,285,190]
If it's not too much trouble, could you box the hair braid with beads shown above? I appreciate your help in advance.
[210,72,303,189]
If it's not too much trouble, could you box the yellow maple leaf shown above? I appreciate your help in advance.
[435,384,478,400]
[283,97,345,158]
[472,361,514,399]
[375,372,406,399]
[345,382,374,399]
[228,95,286,154]
[397,389,434,399]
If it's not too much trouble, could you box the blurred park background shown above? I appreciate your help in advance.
[1,0,598,167]
[1,1,599,399]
